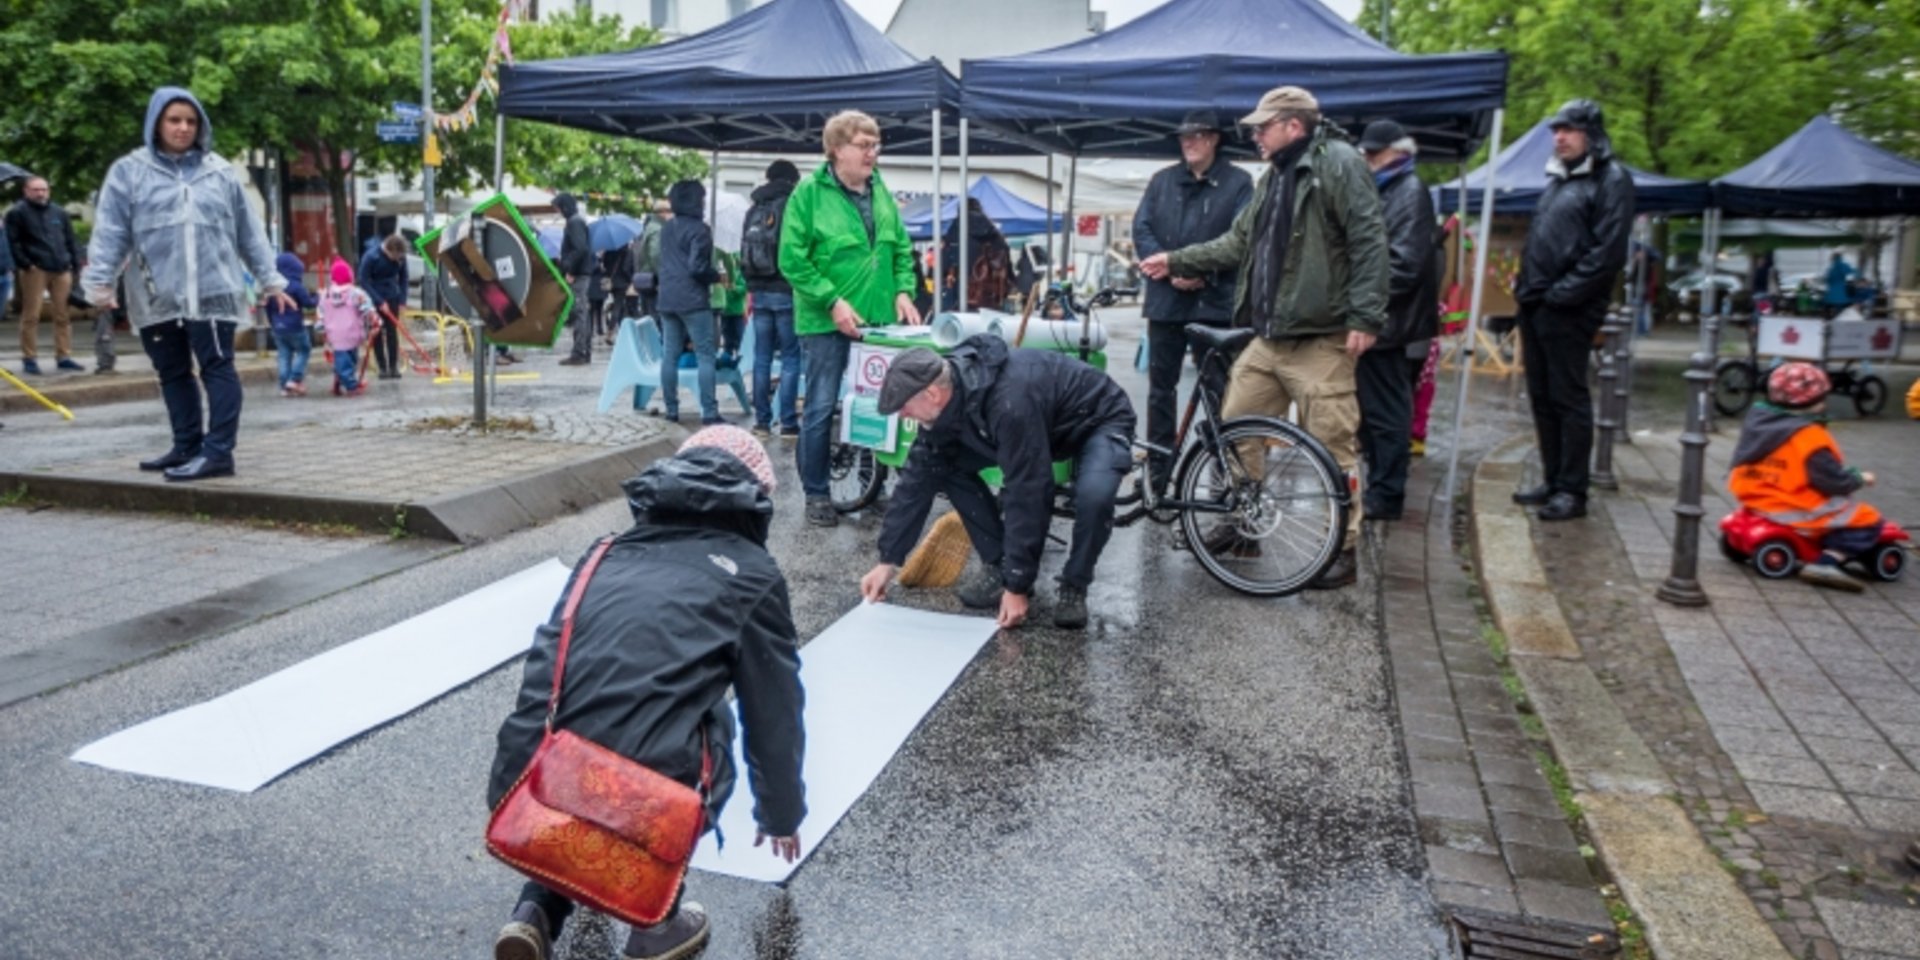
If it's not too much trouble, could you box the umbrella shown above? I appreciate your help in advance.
[0,162,30,186]
[535,226,563,258]
[710,192,752,253]
[589,214,644,253]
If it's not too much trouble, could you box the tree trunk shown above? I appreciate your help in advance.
[307,141,356,266]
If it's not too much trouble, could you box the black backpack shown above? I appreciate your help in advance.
[740,198,785,282]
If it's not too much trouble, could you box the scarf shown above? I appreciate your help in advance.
[1249,135,1314,333]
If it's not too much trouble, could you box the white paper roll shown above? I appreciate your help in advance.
[1017,318,1108,353]
[930,311,1010,348]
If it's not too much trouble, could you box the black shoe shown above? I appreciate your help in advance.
[1307,549,1358,590]
[621,901,709,960]
[558,356,590,366]
[56,358,86,372]
[955,561,1004,609]
[1512,484,1554,506]
[1537,492,1587,522]
[700,416,732,426]
[139,448,199,472]
[1201,524,1262,559]
[805,497,839,528]
[494,901,552,960]
[1364,499,1404,522]
[1054,584,1089,629]
[778,425,802,439]
[162,456,234,482]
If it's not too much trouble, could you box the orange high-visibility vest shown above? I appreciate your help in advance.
[1728,424,1881,532]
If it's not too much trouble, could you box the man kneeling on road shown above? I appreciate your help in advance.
[858,339,1136,630]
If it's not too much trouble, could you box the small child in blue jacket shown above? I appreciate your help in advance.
[266,252,319,396]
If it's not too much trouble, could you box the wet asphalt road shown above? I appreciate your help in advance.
[0,311,1464,959]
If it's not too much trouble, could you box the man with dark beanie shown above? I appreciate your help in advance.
[1510,99,1635,522]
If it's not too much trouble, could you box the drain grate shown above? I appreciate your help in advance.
[1449,909,1619,959]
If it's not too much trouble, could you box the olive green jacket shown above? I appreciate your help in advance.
[1168,125,1388,339]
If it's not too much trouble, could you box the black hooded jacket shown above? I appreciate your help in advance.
[1372,162,1441,350]
[877,336,1136,595]
[555,192,593,279]
[1514,105,1636,331]
[657,181,720,314]
[487,449,807,837]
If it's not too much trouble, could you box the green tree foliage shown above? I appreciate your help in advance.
[0,0,697,253]
[1357,0,1919,176]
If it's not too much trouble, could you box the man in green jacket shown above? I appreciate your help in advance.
[1140,86,1389,589]
[778,109,923,527]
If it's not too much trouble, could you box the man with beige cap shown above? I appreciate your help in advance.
[1140,86,1388,589]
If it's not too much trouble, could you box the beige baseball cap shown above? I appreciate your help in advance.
[1240,86,1320,127]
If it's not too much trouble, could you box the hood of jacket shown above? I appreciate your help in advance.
[275,252,306,287]
[944,206,1000,242]
[1731,404,1815,467]
[554,192,580,219]
[945,333,1010,431]
[1546,99,1615,178]
[623,448,772,541]
[144,87,212,158]
[749,179,795,206]
[668,180,707,220]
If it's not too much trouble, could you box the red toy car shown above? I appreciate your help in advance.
[1718,508,1910,582]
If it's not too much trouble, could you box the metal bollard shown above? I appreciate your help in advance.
[1657,350,1715,606]
[1591,308,1625,491]
[1614,309,1636,441]
[1700,306,1725,434]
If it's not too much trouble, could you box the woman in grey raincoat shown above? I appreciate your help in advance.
[81,86,290,482]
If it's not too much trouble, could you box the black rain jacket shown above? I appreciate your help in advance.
[487,449,807,837]
[1372,162,1441,351]
[877,335,1136,595]
[1131,155,1253,324]
[657,181,721,314]
[1514,133,1635,335]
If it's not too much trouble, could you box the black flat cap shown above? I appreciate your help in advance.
[877,348,947,416]
[1358,120,1407,153]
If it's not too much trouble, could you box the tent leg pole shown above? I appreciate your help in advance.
[1456,165,1468,281]
[494,114,505,191]
[708,147,719,228]
[931,108,942,317]
[1045,154,1056,285]
[1065,155,1079,293]
[1443,108,1504,505]
[958,118,970,311]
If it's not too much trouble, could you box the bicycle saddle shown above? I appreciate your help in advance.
[1184,325,1256,356]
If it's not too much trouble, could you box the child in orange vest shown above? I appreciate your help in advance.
[1728,362,1882,592]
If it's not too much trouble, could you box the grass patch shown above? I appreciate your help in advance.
[1533,748,1583,821]
[239,517,366,539]
[1607,895,1652,960]
[1723,808,1749,830]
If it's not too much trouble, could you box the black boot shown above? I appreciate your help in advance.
[139,447,199,472]
[1511,484,1553,506]
[1537,492,1588,522]
[1053,584,1089,629]
[163,455,235,483]
[621,901,709,960]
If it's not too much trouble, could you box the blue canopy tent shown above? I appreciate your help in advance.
[1432,120,1712,216]
[900,177,1064,241]
[959,0,1508,162]
[1713,114,1920,218]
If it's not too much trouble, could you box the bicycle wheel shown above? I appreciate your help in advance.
[1176,417,1348,597]
[1852,375,1887,418]
[828,440,886,513]
[1712,360,1757,417]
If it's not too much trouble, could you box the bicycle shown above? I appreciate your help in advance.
[1057,321,1351,597]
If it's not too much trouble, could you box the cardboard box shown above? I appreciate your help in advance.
[415,194,570,348]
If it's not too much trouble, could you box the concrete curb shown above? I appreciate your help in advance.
[0,361,280,414]
[1470,436,1794,960]
[0,434,681,544]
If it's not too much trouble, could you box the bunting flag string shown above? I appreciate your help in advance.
[433,0,523,133]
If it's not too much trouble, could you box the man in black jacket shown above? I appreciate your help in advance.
[1356,121,1440,522]
[1131,111,1254,490]
[1511,100,1635,522]
[858,339,1136,630]
[554,192,595,366]
[743,160,803,438]
[656,180,723,423]
[5,177,87,374]
[489,426,804,960]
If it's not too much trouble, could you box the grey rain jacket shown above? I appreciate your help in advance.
[81,87,283,327]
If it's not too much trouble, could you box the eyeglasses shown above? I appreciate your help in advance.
[847,139,883,155]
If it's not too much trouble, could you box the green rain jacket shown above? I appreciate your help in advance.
[777,162,916,337]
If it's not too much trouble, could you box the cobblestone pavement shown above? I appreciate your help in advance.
[1533,426,1920,960]
[0,505,374,656]
[337,405,673,447]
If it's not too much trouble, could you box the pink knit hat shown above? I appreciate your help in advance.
[1767,362,1830,409]
[680,424,776,493]
[330,258,354,286]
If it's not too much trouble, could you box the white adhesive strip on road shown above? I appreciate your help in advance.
[692,601,998,885]
[71,560,571,793]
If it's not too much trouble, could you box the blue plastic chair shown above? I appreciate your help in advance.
[597,316,664,413]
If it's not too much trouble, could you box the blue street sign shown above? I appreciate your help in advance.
[377,121,422,143]
[392,101,424,120]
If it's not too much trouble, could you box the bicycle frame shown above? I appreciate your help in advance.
[1116,342,1246,521]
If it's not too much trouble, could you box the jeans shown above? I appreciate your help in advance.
[659,309,718,421]
[798,332,853,498]
[333,346,361,392]
[272,328,312,386]
[0,273,11,318]
[750,293,801,430]
[141,320,241,461]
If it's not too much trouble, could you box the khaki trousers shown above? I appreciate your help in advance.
[1220,332,1362,545]
[18,267,74,361]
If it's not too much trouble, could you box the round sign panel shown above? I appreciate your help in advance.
[437,217,533,323]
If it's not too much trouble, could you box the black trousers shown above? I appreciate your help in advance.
[937,424,1133,590]
[1520,308,1597,498]
[517,879,684,936]
[372,301,402,374]
[1355,348,1413,513]
[141,320,241,461]
[1145,319,1227,485]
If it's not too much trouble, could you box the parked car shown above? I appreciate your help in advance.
[1670,270,1747,315]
